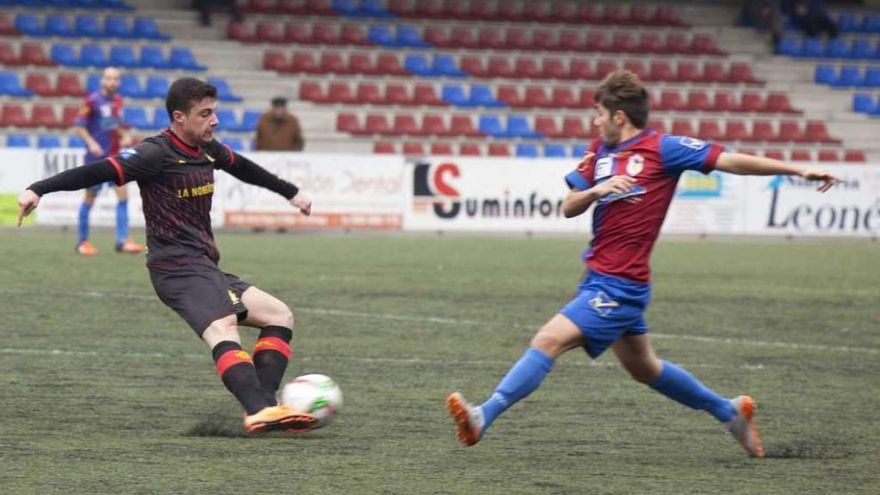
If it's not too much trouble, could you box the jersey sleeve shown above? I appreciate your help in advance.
[109,140,166,184]
[564,138,601,190]
[204,139,236,171]
[72,96,94,128]
[659,135,724,175]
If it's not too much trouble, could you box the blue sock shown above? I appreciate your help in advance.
[116,200,129,244]
[78,202,92,244]
[649,361,735,422]
[480,348,554,432]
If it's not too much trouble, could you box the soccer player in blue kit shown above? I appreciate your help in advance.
[447,70,839,457]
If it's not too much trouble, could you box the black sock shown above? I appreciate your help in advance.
[212,341,271,415]
[252,326,293,404]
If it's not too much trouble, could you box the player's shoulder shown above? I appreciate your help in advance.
[124,135,170,158]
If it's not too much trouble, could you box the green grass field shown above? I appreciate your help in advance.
[1,230,878,495]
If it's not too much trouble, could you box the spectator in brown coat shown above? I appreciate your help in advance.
[255,97,304,151]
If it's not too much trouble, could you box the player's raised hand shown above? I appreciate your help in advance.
[290,193,312,216]
[17,189,40,227]
[596,175,637,198]
[801,168,840,193]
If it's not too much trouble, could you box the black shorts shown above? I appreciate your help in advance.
[148,257,252,335]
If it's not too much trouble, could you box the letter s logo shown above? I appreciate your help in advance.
[433,163,460,197]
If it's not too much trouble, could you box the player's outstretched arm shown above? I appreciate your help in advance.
[219,148,310,215]
[715,152,840,192]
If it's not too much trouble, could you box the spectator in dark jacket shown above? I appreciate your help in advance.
[781,0,839,38]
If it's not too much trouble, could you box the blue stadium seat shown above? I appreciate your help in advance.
[571,144,588,157]
[86,73,100,93]
[864,67,880,87]
[221,136,245,152]
[361,0,392,18]
[814,64,836,85]
[215,108,239,131]
[432,54,466,77]
[777,37,801,56]
[119,73,145,98]
[825,39,849,58]
[74,15,103,37]
[6,134,31,148]
[104,15,131,38]
[515,143,538,158]
[37,134,62,149]
[45,15,75,37]
[850,39,876,59]
[144,75,169,99]
[478,115,505,137]
[367,25,394,46]
[151,107,169,129]
[853,93,877,113]
[838,13,861,32]
[468,85,505,108]
[67,134,86,148]
[403,54,433,76]
[835,65,863,87]
[50,43,79,66]
[802,38,825,58]
[0,72,35,97]
[123,106,151,130]
[79,44,107,67]
[506,115,541,139]
[109,45,140,68]
[441,84,468,106]
[332,0,359,16]
[132,17,170,40]
[168,46,206,70]
[139,45,169,69]
[238,110,260,132]
[865,14,880,33]
[14,14,45,36]
[206,77,243,102]
[544,144,567,158]
[396,26,429,48]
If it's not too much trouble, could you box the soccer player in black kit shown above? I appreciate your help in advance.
[17,78,318,434]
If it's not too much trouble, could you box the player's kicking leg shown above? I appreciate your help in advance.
[726,395,764,458]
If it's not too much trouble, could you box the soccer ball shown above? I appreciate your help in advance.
[280,374,342,427]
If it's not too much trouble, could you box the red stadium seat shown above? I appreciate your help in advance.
[660,90,685,112]
[638,32,665,54]
[612,33,639,53]
[535,116,562,137]
[551,87,577,108]
[299,81,324,102]
[765,93,798,114]
[326,82,355,104]
[413,84,445,106]
[421,114,447,135]
[0,42,18,65]
[524,86,552,108]
[0,13,17,36]
[629,4,653,25]
[264,51,289,72]
[505,28,530,50]
[487,57,515,78]
[306,0,335,16]
[524,1,552,22]
[20,43,55,67]
[228,21,254,42]
[686,90,713,112]
[595,59,618,79]
[542,58,568,79]
[459,142,481,156]
[394,115,420,136]
[310,24,340,45]
[402,142,425,155]
[415,0,443,18]
[817,150,839,162]
[363,114,394,136]
[697,119,724,141]
[290,52,319,73]
[448,27,479,49]
[341,24,369,45]
[373,142,396,154]
[805,121,838,143]
[278,0,307,14]
[569,59,594,80]
[648,118,666,133]
[664,33,689,54]
[388,0,412,16]
[724,120,751,141]
[30,104,61,128]
[561,116,592,138]
[713,91,737,112]
[284,23,311,44]
[577,88,596,108]
[423,26,450,47]
[384,83,412,105]
[336,113,361,133]
[549,2,577,22]
[245,0,276,14]
[559,30,587,51]
[56,73,86,97]
[648,60,675,81]
[488,143,510,157]
[726,62,758,84]
[764,150,785,160]
[675,61,701,82]
[514,58,541,79]
[777,120,806,142]
[430,142,453,155]
[671,119,694,136]
[691,33,724,55]
[478,28,504,50]
[319,52,347,74]
[790,149,812,161]
[1,103,29,127]
[441,0,470,20]
[25,73,56,96]
[655,5,685,26]
[498,0,526,21]
[355,83,383,105]
[738,92,764,113]
[701,62,726,83]
[376,53,407,76]
[751,121,777,142]
[533,30,557,51]
[460,56,487,77]
[586,31,611,52]
[497,85,523,107]
[61,104,80,126]
[255,22,284,43]
[622,60,648,80]
[347,52,374,74]
[575,3,602,23]
[844,150,866,162]
[448,115,482,137]
[603,5,627,24]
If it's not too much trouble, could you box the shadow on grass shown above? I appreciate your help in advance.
[764,435,856,459]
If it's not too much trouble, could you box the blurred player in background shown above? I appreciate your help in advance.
[447,70,840,458]
[73,66,144,256]
[19,78,317,434]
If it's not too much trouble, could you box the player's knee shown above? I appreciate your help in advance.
[529,332,563,357]
[276,305,294,329]
[623,360,662,385]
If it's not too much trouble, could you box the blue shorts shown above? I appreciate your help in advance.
[560,270,652,359]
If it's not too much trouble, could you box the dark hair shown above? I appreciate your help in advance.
[594,69,649,129]
[166,78,217,119]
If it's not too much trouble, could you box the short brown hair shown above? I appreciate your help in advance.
[594,69,649,129]
[166,77,217,119]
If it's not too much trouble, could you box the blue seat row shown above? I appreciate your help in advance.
[14,14,169,40]
[852,93,880,115]
[516,143,588,158]
[403,54,467,77]
[0,71,35,97]
[778,36,880,60]
[214,108,261,132]
[0,0,132,9]
[837,13,880,34]
[50,44,206,70]
[4,133,85,148]
[368,25,430,47]
[815,64,880,87]
[441,84,505,108]
[332,0,393,19]
[479,115,543,139]
[120,106,257,131]
[220,136,254,152]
